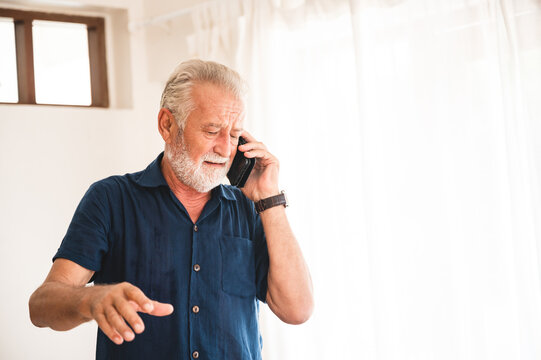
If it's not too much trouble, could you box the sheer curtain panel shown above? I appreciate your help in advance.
[186,0,541,359]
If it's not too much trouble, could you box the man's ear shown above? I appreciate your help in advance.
[158,108,175,143]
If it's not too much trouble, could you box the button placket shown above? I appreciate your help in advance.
[191,226,200,316]
[190,223,201,359]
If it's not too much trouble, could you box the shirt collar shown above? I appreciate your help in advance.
[213,183,237,201]
[134,152,169,188]
[135,152,237,201]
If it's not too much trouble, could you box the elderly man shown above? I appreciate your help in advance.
[29,60,313,359]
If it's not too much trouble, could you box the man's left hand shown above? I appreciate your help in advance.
[236,131,280,201]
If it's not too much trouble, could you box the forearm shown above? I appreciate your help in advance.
[261,206,314,324]
[30,271,174,345]
[29,281,93,331]
[238,132,313,323]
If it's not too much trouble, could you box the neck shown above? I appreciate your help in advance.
[161,156,211,222]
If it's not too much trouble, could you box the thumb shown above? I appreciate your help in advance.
[127,300,174,316]
[148,300,174,317]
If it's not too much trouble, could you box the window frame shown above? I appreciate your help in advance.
[0,8,109,107]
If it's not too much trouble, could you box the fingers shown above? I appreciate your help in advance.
[243,149,279,170]
[89,283,174,346]
[238,141,267,153]
[92,302,133,345]
[115,298,145,335]
[124,284,154,313]
[237,138,274,163]
[95,313,124,345]
[236,131,280,200]
[243,149,272,160]
[105,306,135,342]
[238,131,267,151]
[237,133,277,166]
[148,301,174,317]
[123,285,174,317]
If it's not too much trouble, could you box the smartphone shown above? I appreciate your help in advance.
[227,136,255,188]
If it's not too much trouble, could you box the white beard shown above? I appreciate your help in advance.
[165,132,229,193]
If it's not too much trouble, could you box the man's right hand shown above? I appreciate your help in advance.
[29,258,174,345]
[81,282,174,345]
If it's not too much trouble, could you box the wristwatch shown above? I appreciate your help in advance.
[254,191,288,214]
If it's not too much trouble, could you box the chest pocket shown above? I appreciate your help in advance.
[220,235,256,297]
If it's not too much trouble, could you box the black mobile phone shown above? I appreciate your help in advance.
[227,136,255,188]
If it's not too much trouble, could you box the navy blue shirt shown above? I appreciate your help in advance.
[54,153,269,360]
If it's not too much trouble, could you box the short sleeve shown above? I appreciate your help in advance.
[53,181,112,272]
[252,210,269,303]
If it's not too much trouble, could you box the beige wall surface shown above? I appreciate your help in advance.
[141,0,199,82]
[0,0,197,358]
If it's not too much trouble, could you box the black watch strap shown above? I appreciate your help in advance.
[254,191,288,214]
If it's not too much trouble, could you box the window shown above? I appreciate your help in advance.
[0,8,108,107]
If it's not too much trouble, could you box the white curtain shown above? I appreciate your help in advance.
[187,0,541,359]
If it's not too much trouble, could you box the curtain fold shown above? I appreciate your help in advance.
[187,0,541,358]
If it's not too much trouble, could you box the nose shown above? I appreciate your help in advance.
[213,131,232,158]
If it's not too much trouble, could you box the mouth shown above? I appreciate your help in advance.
[203,161,227,168]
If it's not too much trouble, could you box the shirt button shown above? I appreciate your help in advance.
[192,305,200,313]
[192,351,199,359]
[193,225,198,232]
[193,264,200,272]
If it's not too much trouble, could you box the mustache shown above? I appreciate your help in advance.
[201,153,229,164]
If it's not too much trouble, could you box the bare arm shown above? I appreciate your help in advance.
[29,258,173,344]
[29,259,95,331]
[260,206,314,324]
[239,131,314,324]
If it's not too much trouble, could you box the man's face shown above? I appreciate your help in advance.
[166,82,245,192]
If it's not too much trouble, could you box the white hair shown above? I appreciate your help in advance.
[159,59,248,131]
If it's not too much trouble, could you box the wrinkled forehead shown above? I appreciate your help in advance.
[192,82,246,123]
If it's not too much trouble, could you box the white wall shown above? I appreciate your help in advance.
[0,0,197,358]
